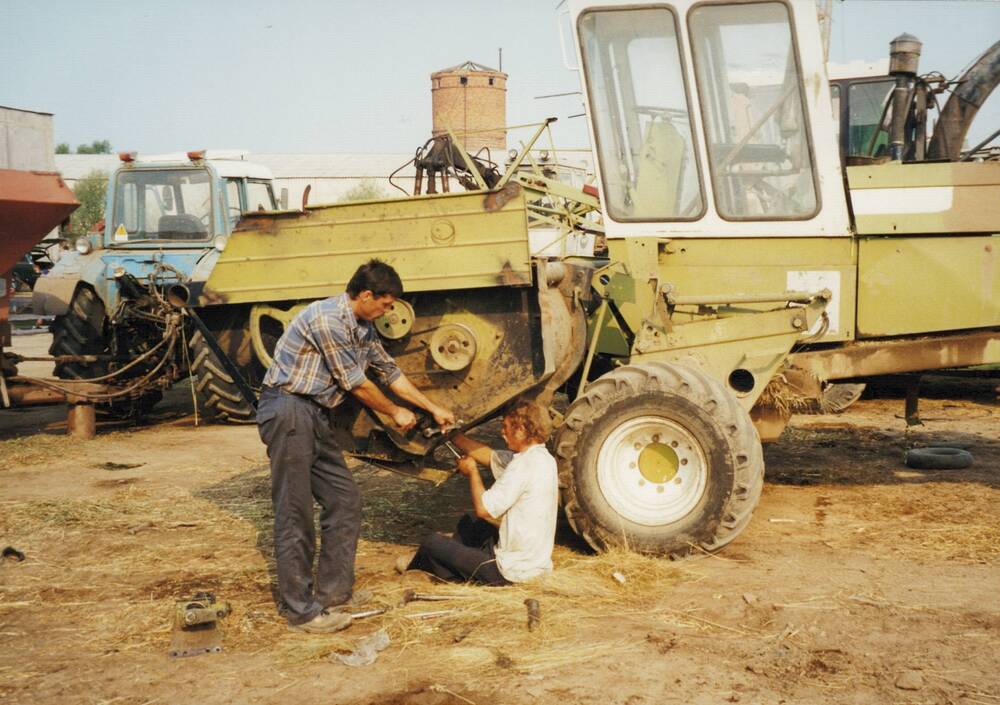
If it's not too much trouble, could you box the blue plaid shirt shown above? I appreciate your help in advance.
[262,293,402,409]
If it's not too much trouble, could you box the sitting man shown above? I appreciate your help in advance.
[403,401,559,585]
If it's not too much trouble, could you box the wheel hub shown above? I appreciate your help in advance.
[596,416,708,527]
[638,443,679,484]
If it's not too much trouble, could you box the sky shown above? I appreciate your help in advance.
[2,0,998,155]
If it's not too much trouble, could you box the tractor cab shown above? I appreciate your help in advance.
[101,151,277,249]
[828,63,894,164]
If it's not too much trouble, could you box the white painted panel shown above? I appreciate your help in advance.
[787,269,841,333]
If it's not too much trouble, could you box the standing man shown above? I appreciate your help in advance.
[403,401,559,586]
[258,259,454,633]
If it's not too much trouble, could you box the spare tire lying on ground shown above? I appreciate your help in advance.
[904,447,974,470]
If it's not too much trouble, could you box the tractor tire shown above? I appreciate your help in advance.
[49,285,110,379]
[555,362,764,556]
[818,382,866,414]
[188,328,257,424]
[49,286,163,417]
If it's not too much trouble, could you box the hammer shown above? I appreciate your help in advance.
[398,589,474,608]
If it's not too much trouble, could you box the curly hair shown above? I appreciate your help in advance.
[504,400,550,444]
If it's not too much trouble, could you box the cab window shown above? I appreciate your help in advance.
[689,2,819,220]
[579,7,704,221]
[111,168,212,241]
[847,79,893,157]
[225,180,242,228]
[246,180,276,212]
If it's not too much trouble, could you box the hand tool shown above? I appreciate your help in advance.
[399,589,475,607]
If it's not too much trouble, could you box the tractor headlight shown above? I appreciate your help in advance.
[74,237,93,255]
[213,235,228,252]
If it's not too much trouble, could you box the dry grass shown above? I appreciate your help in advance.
[0,479,697,685]
[0,434,74,469]
[827,484,1000,563]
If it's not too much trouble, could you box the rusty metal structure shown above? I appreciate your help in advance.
[0,169,81,423]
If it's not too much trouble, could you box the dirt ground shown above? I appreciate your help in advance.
[1,332,998,705]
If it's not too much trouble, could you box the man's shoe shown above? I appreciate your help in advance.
[394,553,415,574]
[328,588,374,612]
[289,609,352,634]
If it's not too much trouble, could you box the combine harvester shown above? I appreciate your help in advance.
[27,0,999,554]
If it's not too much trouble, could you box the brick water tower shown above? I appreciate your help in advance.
[431,61,507,155]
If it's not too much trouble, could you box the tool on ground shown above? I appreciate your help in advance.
[1,546,26,562]
[399,589,475,607]
[349,608,387,621]
[169,592,231,657]
[409,609,460,620]
[524,598,541,632]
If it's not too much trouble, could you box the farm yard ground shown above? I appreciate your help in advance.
[1,333,998,705]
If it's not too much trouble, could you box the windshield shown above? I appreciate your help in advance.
[111,168,213,242]
[688,1,819,220]
[579,7,704,221]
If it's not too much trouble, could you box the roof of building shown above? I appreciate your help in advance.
[0,105,54,116]
[55,153,419,180]
[435,61,501,74]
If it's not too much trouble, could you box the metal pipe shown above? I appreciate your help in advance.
[665,291,824,306]
[887,33,922,161]
[575,297,609,402]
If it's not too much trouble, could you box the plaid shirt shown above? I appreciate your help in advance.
[262,293,402,409]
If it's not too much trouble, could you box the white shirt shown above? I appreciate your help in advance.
[480,444,559,582]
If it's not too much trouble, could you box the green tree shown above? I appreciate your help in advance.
[75,139,112,155]
[68,170,109,236]
[337,178,391,203]
[55,143,71,154]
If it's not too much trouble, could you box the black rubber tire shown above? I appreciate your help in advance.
[818,382,866,414]
[49,285,163,417]
[49,285,110,379]
[554,362,764,556]
[188,327,257,424]
[904,447,974,470]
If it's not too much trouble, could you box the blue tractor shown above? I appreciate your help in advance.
[33,150,279,421]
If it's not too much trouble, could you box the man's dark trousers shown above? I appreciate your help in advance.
[408,514,509,586]
[257,387,360,625]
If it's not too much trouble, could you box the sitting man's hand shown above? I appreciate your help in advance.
[392,406,417,431]
[431,404,456,428]
[457,455,478,477]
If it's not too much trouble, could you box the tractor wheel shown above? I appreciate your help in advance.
[49,286,162,417]
[49,285,109,379]
[188,323,260,424]
[555,362,764,556]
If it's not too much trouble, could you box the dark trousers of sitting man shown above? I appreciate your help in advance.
[407,514,510,586]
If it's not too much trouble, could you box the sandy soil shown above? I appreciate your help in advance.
[1,333,998,705]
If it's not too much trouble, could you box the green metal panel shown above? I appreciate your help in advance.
[650,237,857,341]
[857,235,1000,337]
[199,189,532,305]
[848,161,1000,236]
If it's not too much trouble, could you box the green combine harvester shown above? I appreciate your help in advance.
[44,0,1000,556]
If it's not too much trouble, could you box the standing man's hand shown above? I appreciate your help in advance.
[392,406,417,431]
[457,456,478,477]
[431,405,456,428]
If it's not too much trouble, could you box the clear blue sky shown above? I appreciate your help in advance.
[2,0,998,154]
